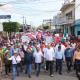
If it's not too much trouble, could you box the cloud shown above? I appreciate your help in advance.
[0,4,14,12]
[0,0,64,26]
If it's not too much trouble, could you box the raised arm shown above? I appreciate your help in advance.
[22,45,26,53]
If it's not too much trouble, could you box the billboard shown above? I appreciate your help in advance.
[0,15,11,19]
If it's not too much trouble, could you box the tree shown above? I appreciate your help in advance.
[43,26,49,30]
[3,22,20,39]
[3,22,20,32]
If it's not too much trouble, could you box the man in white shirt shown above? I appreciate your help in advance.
[33,47,43,77]
[55,42,66,53]
[55,45,65,75]
[44,44,55,77]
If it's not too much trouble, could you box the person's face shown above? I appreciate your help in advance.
[67,45,71,48]
[34,44,37,48]
[36,47,40,52]
[47,44,50,49]
[14,53,17,57]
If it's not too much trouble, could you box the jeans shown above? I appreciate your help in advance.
[75,60,80,75]
[65,57,72,71]
[56,59,63,74]
[46,61,53,75]
[25,64,32,77]
[5,64,11,75]
[35,63,41,76]
[75,60,80,80]
[12,64,18,80]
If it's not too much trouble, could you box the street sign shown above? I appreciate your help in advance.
[0,15,11,19]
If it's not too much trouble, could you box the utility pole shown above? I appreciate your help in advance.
[49,19,52,30]
[24,17,27,32]
[22,16,25,32]
[25,17,26,27]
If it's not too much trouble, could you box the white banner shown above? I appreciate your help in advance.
[45,36,53,44]
[21,35,30,43]
[0,23,3,32]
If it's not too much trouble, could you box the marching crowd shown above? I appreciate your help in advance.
[0,33,80,80]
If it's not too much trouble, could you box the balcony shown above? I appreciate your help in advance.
[60,16,74,25]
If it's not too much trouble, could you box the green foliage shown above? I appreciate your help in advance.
[3,22,20,32]
[43,26,49,30]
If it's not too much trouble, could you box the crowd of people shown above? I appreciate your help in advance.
[0,32,80,80]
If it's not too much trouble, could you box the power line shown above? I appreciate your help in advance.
[1,0,80,17]
[0,0,63,13]
[0,0,64,13]
[0,0,64,4]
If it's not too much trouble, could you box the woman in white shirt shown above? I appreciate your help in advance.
[33,47,43,77]
[9,51,21,80]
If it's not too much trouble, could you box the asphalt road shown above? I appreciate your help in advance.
[1,63,78,80]
[2,69,78,80]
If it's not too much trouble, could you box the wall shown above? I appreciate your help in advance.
[62,4,75,22]
[75,0,80,20]
[75,26,80,37]
[75,0,80,37]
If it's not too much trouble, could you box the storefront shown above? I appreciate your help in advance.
[74,20,80,38]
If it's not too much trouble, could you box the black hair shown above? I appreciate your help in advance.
[58,45,61,51]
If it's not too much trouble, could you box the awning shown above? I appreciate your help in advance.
[74,19,80,26]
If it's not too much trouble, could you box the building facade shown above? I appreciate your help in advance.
[42,19,55,30]
[75,0,80,37]
[53,13,63,33]
[60,0,75,35]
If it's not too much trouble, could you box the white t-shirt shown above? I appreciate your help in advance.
[44,47,55,61]
[55,44,66,53]
[43,47,47,54]
[34,51,43,63]
[9,55,21,64]
[55,50,65,60]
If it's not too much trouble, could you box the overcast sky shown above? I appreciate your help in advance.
[0,0,64,27]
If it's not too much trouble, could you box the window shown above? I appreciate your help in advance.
[77,31,80,35]
[66,11,72,19]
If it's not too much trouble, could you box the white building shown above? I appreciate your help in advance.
[75,0,80,37]
[53,0,75,34]
[60,0,75,35]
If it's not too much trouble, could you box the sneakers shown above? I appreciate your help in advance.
[50,74,54,77]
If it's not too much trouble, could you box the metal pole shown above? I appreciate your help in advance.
[22,16,25,32]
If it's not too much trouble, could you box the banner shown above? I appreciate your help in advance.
[21,35,30,43]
